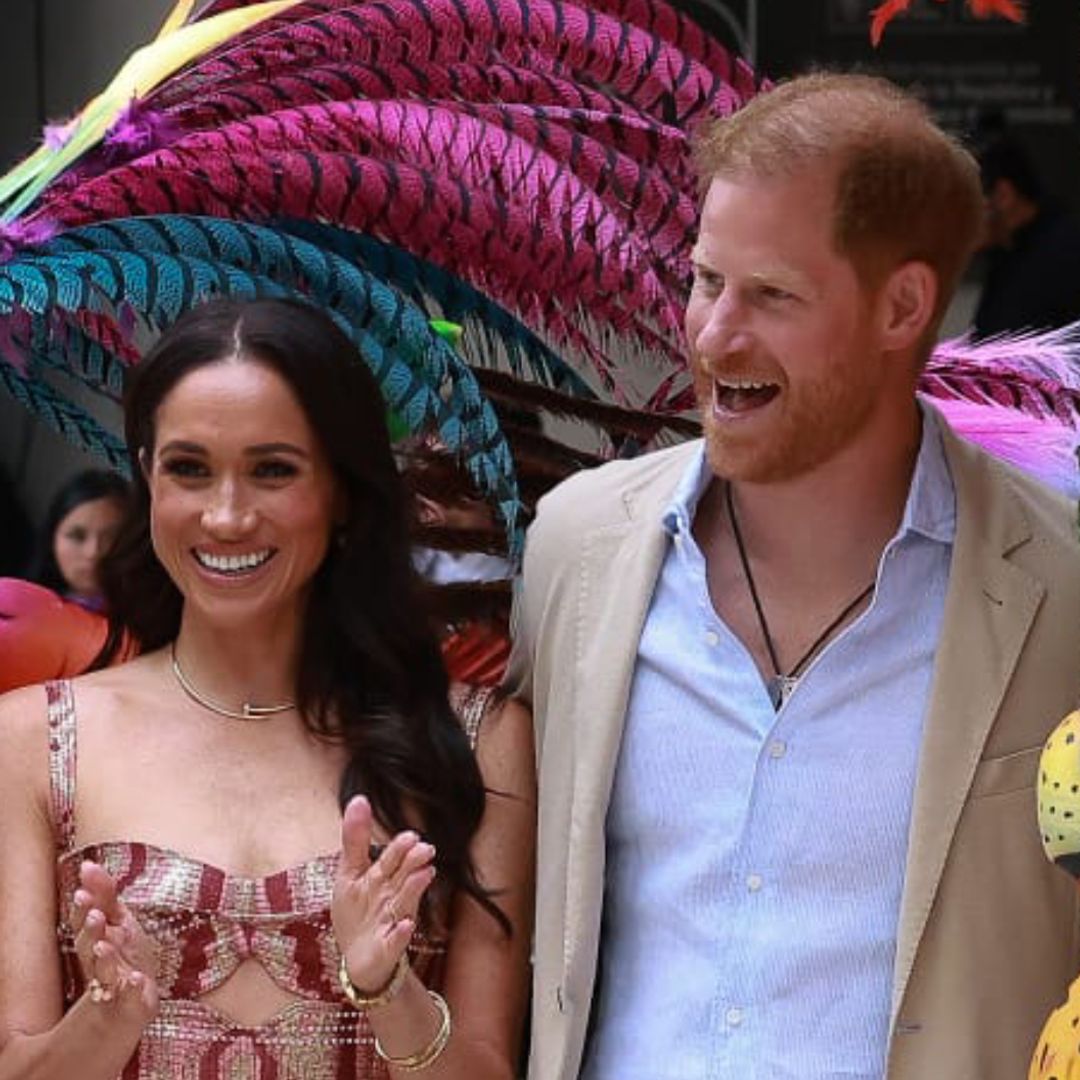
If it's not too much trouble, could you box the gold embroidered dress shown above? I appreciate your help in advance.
[48,680,489,1079]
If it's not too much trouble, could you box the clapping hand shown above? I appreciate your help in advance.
[332,795,437,994]
[71,860,159,1019]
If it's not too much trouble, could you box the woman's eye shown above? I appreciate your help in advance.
[253,460,298,480]
[64,527,88,543]
[161,458,207,479]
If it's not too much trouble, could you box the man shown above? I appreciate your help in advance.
[508,73,1080,1080]
[973,134,1080,338]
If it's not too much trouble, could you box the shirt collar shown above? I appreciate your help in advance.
[661,401,956,545]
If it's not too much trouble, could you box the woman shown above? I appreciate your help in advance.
[30,469,130,612]
[0,298,535,1078]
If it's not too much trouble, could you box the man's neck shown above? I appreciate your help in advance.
[696,400,923,598]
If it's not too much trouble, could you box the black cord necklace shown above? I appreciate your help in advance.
[725,484,875,710]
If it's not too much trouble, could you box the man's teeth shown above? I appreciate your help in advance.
[717,378,774,390]
[196,549,272,573]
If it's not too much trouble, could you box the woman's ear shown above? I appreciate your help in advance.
[333,487,351,531]
[878,260,937,352]
[137,447,151,482]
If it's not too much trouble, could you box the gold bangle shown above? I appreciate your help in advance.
[374,989,451,1071]
[338,952,410,1010]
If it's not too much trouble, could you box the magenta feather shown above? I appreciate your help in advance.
[927,397,1080,496]
[922,328,1080,424]
[163,99,692,270]
[38,147,687,385]
[153,0,741,126]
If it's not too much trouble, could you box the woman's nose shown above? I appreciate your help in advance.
[200,482,256,535]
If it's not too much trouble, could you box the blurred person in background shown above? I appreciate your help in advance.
[972,134,1080,338]
[29,468,130,612]
[0,470,131,693]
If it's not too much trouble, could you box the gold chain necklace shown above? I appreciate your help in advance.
[170,643,296,721]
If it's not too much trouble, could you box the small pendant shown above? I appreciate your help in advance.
[766,674,798,710]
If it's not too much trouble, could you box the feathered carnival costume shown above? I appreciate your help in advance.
[0,0,1078,699]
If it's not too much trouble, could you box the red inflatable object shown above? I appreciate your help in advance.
[0,578,134,693]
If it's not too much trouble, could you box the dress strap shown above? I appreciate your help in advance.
[448,684,497,752]
[45,680,78,854]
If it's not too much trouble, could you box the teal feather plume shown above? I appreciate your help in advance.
[276,219,598,400]
[0,355,128,471]
[0,233,520,542]
[43,216,516,507]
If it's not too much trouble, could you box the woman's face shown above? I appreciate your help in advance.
[53,495,125,599]
[144,359,341,632]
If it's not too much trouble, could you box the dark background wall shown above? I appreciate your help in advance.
[0,0,171,530]
[676,0,1080,213]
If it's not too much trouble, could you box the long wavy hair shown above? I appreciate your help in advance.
[95,297,505,931]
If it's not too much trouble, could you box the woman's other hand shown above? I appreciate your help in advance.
[332,795,436,993]
[71,861,159,1020]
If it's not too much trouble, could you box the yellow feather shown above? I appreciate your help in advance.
[1030,975,1080,1078]
[1038,710,1080,865]
[155,0,201,39]
[0,0,302,222]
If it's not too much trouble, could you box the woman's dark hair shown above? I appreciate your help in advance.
[96,297,506,931]
[30,468,130,595]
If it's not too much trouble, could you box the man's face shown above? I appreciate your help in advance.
[686,166,889,484]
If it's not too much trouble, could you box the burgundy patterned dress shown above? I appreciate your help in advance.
[47,679,491,1079]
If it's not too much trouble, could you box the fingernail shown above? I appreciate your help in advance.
[73,890,88,908]
[92,942,106,958]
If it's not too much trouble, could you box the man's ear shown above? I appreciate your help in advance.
[878,260,937,352]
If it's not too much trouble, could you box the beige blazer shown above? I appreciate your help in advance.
[509,423,1080,1080]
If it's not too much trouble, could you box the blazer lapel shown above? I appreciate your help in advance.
[561,485,676,993]
[890,430,1045,1029]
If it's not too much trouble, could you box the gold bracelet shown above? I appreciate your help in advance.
[374,989,451,1071]
[338,952,410,1010]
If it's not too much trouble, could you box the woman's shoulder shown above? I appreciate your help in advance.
[457,689,534,798]
[0,650,164,738]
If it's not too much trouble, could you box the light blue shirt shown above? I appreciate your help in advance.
[582,408,956,1080]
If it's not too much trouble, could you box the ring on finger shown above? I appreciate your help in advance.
[87,977,115,1004]
[386,901,402,925]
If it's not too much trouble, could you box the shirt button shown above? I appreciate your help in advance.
[746,874,763,892]
[726,1007,744,1027]
[768,740,787,759]
[704,630,720,647]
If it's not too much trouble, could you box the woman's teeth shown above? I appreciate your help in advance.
[196,549,273,574]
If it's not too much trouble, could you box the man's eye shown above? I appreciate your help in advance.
[760,285,794,301]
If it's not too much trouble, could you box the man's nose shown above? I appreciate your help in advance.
[693,293,751,359]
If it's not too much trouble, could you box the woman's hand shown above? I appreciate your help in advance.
[332,796,436,994]
[71,861,159,1020]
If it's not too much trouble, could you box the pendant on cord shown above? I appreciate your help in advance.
[766,674,799,711]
